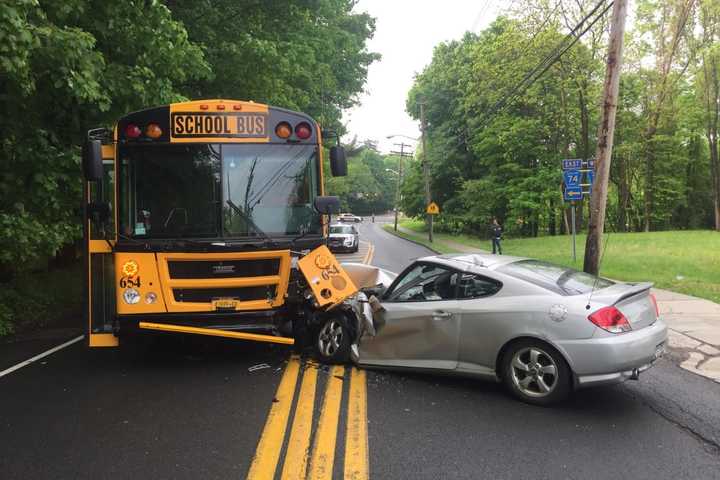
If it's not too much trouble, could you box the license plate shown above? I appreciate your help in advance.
[213,298,237,310]
[654,342,666,360]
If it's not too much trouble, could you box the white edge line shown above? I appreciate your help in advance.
[0,335,84,379]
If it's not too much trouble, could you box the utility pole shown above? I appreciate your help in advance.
[583,0,628,275]
[419,101,433,242]
[390,142,413,231]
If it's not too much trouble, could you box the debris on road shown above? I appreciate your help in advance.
[248,363,271,372]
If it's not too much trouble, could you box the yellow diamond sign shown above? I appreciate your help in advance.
[426,202,440,215]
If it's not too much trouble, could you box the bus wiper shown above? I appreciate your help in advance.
[225,200,276,247]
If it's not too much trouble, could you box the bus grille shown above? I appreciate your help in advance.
[167,259,280,279]
[156,251,292,312]
[173,286,277,303]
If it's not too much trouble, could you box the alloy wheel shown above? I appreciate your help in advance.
[318,320,344,358]
[509,347,558,398]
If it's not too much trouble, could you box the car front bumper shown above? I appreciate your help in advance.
[556,319,668,389]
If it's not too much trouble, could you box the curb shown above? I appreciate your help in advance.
[381,226,442,255]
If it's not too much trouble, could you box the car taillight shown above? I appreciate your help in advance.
[650,293,659,318]
[588,306,632,333]
[295,122,312,139]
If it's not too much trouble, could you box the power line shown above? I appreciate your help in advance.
[476,0,613,131]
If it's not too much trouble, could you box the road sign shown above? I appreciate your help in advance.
[426,202,440,215]
[562,159,582,170]
[563,186,582,201]
[562,158,595,170]
[586,170,595,185]
[563,170,581,188]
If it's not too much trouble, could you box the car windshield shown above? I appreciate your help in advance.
[497,259,614,295]
[330,226,354,234]
[118,143,321,239]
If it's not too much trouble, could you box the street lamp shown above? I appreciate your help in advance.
[386,134,419,141]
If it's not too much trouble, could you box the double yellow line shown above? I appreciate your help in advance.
[247,242,373,479]
[246,359,369,480]
[362,243,375,265]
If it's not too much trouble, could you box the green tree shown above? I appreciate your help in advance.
[167,0,379,132]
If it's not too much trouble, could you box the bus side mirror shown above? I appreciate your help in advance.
[330,146,347,177]
[314,196,341,215]
[82,140,103,181]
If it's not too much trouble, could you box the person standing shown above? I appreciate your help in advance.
[490,218,503,255]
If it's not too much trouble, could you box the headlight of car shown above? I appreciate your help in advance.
[344,238,354,246]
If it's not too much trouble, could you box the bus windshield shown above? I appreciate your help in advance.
[118,144,321,239]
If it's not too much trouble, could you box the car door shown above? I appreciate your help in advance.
[358,262,462,371]
[455,272,515,372]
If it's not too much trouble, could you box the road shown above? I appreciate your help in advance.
[1,215,720,479]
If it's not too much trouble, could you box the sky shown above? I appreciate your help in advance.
[342,0,504,153]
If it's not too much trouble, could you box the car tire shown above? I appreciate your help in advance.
[500,339,571,406]
[315,314,353,364]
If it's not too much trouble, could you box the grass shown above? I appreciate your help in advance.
[387,221,720,304]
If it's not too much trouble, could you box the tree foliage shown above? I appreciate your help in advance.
[404,0,717,238]
[0,0,378,279]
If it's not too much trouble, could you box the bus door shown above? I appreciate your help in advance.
[85,144,118,347]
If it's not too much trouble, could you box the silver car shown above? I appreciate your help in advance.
[316,254,667,405]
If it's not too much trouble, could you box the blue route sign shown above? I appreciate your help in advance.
[563,186,583,201]
[563,170,581,188]
[562,159,583,170]
[586,170,595,185]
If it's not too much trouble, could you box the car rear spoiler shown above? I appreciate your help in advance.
[586,281,653,307]
[612,282,654,304]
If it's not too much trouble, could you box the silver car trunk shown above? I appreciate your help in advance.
[588,282,657,330]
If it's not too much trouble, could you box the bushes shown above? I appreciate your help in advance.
[0,264,82,338]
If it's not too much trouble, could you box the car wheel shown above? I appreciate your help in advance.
[315,314,352,364]
[501,340,571,406]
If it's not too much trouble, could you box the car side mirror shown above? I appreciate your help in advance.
[82,139,103,181]
[330,146,347,177]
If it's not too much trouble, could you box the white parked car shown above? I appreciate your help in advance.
[338,213,362,223]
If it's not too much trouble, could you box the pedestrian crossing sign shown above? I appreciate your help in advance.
[426,202,440,215]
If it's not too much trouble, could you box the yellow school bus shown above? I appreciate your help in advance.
[82,99,355,350]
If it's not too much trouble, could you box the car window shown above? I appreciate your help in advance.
[386,263,458,302]
[497,259,614,295]
[330,225,353,234]
[457,273,502,299]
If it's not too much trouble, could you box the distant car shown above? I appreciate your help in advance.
[316,254,668,406]
[338,213,362,223]
[328,224,359,253]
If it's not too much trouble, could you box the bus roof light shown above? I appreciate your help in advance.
[200,104,209,110]
[125,124,141,138]
[275,122,292,139]
[216,104,225,110]
[233,104,242,110]
[146,123,162,139]
[295,122,312,140]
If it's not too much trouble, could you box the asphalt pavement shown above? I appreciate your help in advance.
[1,215,719,479]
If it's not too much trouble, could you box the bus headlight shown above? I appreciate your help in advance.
[123,288,141,305]
[145,292,158,304]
